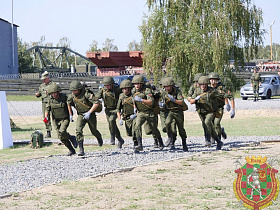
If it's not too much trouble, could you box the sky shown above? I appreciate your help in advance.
[0,0,279,56]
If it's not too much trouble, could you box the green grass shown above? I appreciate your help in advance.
[7,95,41,101]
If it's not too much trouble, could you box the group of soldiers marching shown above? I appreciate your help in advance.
[36,71,235,156]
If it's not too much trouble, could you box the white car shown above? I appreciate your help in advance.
[240,75,280,100]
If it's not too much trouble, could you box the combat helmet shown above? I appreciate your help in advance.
[193,73,203,82]
[132,75,145,84]
[70,81,83,91]
[161,77,175,87]
[198,76,210,85]
[48,83,61,94]
[102,76,114,85]
[120,79,132,89]
[208,72,220,80]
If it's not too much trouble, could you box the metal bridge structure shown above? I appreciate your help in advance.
[25,46,93,71]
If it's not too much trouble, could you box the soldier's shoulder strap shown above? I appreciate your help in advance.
[104,89,118,101]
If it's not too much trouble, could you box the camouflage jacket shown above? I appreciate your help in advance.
[95,86,122,109]
[46,93,69,120]
[212,83,234,108]
[67,89,98,115]
[117,93,134,118]
[131,85,154,112]
[161,87,184,111]
[192,86,218,114]
[37,81,53,103]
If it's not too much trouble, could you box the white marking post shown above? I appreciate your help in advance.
[0,91,13,149]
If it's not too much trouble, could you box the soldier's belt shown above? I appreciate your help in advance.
[105,107,117,110]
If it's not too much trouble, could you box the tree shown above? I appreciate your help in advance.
[127,40,143,51]
[140,0,264,90]
[102,38,118,51]
[88,40,100,52]
[18,38,33,73]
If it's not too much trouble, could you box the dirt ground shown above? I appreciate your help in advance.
[3,109,280,209]
[0,142,280,209]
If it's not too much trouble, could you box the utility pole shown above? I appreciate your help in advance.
[269,21,275,60]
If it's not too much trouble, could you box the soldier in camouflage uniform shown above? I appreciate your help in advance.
[35,71,53,138]
[117,80,137,147]
[190,76,223,150]
[187,73,210,142]
[160,77,188,151]
[143,82,163,148]
[95,76,124,148]
[45,83,78,156]
[209,72,235,141]
[67,81,103,156]
[187,73,203,102]
[250,68,261,101]
[131,75,164,151]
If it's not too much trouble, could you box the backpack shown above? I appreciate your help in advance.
[31,130,44,148]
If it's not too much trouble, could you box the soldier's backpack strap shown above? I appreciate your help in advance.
[73,96,91,109]
[123,96,134,107]
[104,89,118,101]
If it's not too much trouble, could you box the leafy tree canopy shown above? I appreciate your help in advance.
[140,0,264,90]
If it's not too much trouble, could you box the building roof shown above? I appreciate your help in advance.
[0,18,19,27]
[86,51,143,68]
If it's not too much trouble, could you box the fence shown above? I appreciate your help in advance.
[0,71,278,95]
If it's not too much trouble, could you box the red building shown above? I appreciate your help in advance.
[86,51,145,76]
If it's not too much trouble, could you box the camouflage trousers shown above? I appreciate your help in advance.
[198,112,218,140]
[252,84,259,98]
[213,107,224,139]
[123,117,137,141]
[159,111,177,134]
[134,111,161,139]
[76,113,102,142]
[105,108,121,139]
[165,110,186,139]
[53,118,71,144]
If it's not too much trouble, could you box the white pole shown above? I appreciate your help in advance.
[11,0,15,69]
[0,92,13,149]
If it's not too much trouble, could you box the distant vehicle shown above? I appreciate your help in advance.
[240,75,280,100]
[99,75,148,89]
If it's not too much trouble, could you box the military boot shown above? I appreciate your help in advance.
[97,138,103,147]
[165,133,173,147]
[221,127,227,139]
[204,133,211,147]
[157,137,164,150]
[64,141,76,156]
[69,135,78,148]
[182,138,188,152]
[135,137,143,151]
[78,141,85,156]
[133,139,138,148]
[110,133,115,145]
[117,137,124,149]
[216,137,224,150]
[153,138,159,148]
[45,131,51,138]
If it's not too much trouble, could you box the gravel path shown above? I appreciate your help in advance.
[1,98,279,196]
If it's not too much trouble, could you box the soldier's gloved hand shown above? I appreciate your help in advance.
[158,101,165,107]
[195,95,201,101]
[225,104,231,112]
[130,114,137,120]
[167,94,176,102]
[83,111,91,120]
[134,96,143,102]
[69,114,74,122]
[119,119,123,126]
[230,109,235,119]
